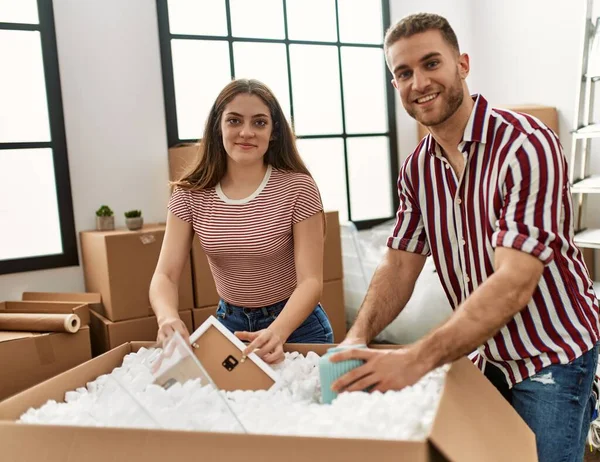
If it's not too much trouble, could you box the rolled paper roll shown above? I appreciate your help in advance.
[0,313,81,333]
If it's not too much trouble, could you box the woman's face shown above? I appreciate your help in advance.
[220,93,273,166]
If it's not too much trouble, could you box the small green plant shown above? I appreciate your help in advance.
[124,210,142,218]
[96,205,114,217]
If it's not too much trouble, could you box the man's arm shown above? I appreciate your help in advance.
[414,246,543,370]
[344,248,426,344]
[331,246,544,393]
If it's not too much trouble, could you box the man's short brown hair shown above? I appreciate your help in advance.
[384,13,460,55]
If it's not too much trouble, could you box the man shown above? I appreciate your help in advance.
[331,12,600,462]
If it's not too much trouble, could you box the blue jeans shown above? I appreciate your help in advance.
[487,344,599,462]
[216,298,334,343]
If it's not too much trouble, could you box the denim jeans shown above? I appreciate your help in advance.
[485,344,599,462]
[215,298,334,343]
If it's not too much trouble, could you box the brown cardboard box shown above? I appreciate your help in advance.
[190,210,343,308]
[22,292,101,317]
[191,280,345,341]
[80,224,194,322]
[324,211,343,282]
[89,309,193,356]
[0,342,537,462]
[168,143,200,182]
[0,327,91,402]
[322,279,346,342]
[0,301,91,327]
[192,305,217,330]
[417,105,559,141]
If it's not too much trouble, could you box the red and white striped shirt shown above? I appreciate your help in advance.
[388,94,600,386]
[168,165,323,307]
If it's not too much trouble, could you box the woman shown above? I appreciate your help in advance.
[150,79,333,364]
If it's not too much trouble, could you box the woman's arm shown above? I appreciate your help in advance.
[149,211,194,345]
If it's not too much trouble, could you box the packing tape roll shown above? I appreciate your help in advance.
[0,313,81,333]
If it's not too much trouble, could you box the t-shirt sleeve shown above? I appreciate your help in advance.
[292,174,324,224]
[386,161,430,256]
[491,130,564,265]
[167,186,193,224]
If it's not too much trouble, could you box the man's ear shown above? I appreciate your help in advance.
[391,78,398,90]
[458,53,470,79]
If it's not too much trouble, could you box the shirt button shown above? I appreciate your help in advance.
[461,239,466,246]
[465,276,470,283]
[445,164,450,169]
[457,198,462,205]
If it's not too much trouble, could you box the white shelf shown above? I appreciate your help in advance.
[572,175,600,193]
[574,229,600,249]
[574,123,600,139]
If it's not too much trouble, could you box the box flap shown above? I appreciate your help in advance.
[0,331,42,342]
[429,357,537,462]
[22,292,102,305]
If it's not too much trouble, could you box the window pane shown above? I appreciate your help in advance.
[233,42,291,121]
[347,137,393,220]
[0,149,62,260]
[338,1,383,44]
[0,0,38,24]
[341,47,388,134]
[171,39,231,140]
[297,138,348,221]
[230,0,284,39]
[167,0,227,36]
[286,0,337,42]
[289,45,343,135]
[0,30,50,143]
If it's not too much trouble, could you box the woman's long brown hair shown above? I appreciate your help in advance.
[172,79,311,190]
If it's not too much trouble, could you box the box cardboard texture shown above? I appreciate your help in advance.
[89,310,193,356]
[80,224,194,322]
[0,301,91,327]
[22,292,102,315]
[0,342,537,462]
[168,143,200,182]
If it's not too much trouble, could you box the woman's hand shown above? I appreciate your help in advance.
[156,316,190,348]
[235,328,285,364]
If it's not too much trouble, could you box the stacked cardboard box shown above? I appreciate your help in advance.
[78,224,194,355]
[0,300,92,401]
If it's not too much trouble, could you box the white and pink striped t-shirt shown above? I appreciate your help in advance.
[168,165,323,307]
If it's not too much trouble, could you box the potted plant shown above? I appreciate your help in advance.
[95,205,114,231]
[124,209,143,231]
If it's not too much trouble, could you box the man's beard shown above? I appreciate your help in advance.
[406,75,464,127]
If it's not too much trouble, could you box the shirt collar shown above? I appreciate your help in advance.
[426,94,491,157]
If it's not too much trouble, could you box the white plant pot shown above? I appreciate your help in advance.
[126,216,143,231]
[95,216,115,231]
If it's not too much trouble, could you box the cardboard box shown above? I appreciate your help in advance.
[168,143,200,182]
[22,292,101,317]
[190,210,343,308]
[324,211,343,282]
[417,105,559,141]
[0,301,91,327]
[0,342,537,462]
[192,305,217,330]
[80,224,194,322]
[89,310,193,356]
[0,327,91,402]
[322,279,346,342]
[192,279,345,342]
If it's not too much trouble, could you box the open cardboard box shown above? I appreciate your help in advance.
[0,300,91,327]
[0,341,536,461]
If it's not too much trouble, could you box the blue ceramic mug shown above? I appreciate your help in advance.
[319,344,368,404]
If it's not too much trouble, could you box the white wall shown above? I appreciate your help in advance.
[0,0,169,300]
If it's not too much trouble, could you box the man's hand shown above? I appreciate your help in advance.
[338,335,368,347]
[235,328,285,364]
[329,347,429,393]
